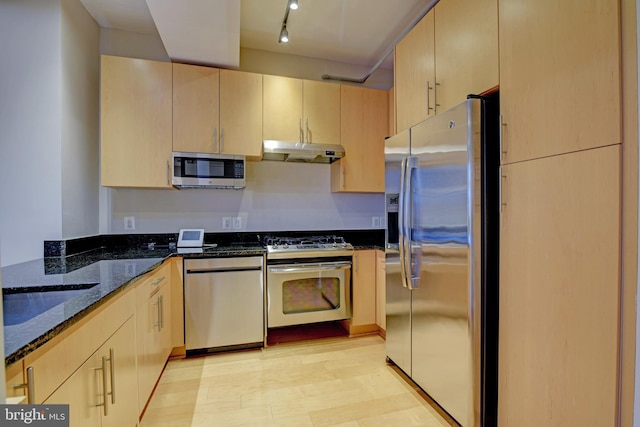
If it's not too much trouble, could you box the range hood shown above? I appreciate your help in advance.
[262,140,345,163]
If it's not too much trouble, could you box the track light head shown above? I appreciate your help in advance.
[289,0,299,10]
[279,25,289,43]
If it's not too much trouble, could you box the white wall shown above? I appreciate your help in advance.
[0,1,63,266]
[111,160,385,233]
[0,0,99,267]
[60,0,100,239]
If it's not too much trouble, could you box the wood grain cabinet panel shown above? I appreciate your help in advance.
[352,250,377,327]
[434,0,498,113]
[172,63,220,154]
[302,79,341,144]
[219,69,263,160]
[263,75,303,142]
[499,0,621,163]
[45,317,138,427]
[394,10,435,133]
[100,55,173,189]
[498,146,620,426]
[331,85,387,193]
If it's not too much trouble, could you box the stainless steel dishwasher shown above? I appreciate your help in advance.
[184,256,264,355]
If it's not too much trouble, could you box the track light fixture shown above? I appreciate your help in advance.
[279,25,289,43]
[278,0,298,43]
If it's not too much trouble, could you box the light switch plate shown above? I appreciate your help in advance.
[124,216,135,230]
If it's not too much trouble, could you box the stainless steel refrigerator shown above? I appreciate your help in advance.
[385,94,499,427]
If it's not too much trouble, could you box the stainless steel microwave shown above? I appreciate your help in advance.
[172,152,246,189]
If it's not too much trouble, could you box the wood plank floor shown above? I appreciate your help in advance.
[139,335,455,426]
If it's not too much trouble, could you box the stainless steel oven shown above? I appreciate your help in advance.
[265,236,354,328]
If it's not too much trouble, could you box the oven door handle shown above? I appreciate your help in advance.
[269,262,351,273]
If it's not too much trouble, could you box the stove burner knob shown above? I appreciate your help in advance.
[342,242,347,247]
[273,244,278,249]
[332,242,337,247]
[283,243,289,249]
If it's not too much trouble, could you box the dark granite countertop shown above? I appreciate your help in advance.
[3,230,381,366]
[2,245,267,365]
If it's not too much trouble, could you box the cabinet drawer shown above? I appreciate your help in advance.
[22,289,135,404]
[135,262,171,307]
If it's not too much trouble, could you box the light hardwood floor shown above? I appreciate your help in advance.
[139,335,454,426]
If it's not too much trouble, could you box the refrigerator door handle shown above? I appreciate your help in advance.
[399,157,410,289]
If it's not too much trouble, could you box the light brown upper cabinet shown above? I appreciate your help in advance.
[101,55,173,189]
[173,64,263,160]
[172,64,220,154]
[263,75,341,144]
[394,0,498,133]
[395,10,435,133]
[434,0,499,112]
[331,85,387,193]
[499,0,621,163]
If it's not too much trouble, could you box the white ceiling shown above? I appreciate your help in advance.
[80,0,435,71]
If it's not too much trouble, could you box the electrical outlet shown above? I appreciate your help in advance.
[222,217,232,230]
[124,216,135,230]
[372,216,380,228]
[233,216,242,230]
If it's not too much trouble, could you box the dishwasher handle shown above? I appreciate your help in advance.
[269,262,351,274]
[186,266,262,274]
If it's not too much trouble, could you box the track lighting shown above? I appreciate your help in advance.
[279,25,289,43]
[278,0,298,43]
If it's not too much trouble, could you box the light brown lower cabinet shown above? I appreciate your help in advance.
[499,145,620,426]
[136,262,173,414]
[341,250,378,335]
[44,317,138,427]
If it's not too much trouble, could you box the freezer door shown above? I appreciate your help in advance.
[385,248,411,376]
[408,98,482,426]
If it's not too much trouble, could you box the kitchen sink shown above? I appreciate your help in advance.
[2,283,98,326]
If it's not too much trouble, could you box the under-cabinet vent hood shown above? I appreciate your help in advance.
[262,140,345,164]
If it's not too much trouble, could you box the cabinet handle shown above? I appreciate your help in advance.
[152,276,165,286]
[153,296,161,331]
[434,82,440,112]
[214,128,218,152]
[159,294,164,330]
[299,118,303,143]
[306,118,309,143]
[13,366,34,404]
[95,356,109,416]
[108,348,116,405]
[499,115,506,163]
[499,167,506,213]
[426,81,434,113]
[166,160,170,186]
[343,168,346,189]
[221,128,225,153]
[355,254,359,274]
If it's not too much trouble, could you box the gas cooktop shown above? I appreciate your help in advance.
[264,235,354,258]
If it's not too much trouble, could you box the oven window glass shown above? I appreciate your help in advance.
[281,277,341,314]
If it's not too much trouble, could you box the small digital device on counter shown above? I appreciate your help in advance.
[178,229,205,248]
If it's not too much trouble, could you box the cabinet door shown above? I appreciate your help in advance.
[434,0,498,113]
[302,80,340,144]
[136,279,172,412]
[101,55,172,188]
[331,86,387,193]
[263,75,303,142]
[352,250,377,326]
[220,70,263,159]
[499,146,620,426]
[499,0,620,163]
[173,63,220,154]
[44,352,102,427]
[395,10,435,132]
[100,317,138,427]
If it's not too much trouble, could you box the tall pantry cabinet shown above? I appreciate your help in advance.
[497,1,622,426]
